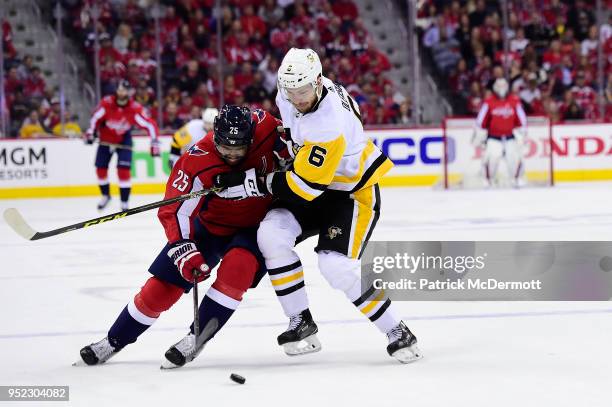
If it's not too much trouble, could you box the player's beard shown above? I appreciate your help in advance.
[116,96,128,107]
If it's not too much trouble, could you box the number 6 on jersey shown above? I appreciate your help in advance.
[308,146,327,167]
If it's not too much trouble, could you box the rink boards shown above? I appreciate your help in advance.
[0,122,611,198]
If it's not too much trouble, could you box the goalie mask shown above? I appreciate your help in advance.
[492,78,509,99]
[277,48,323,113]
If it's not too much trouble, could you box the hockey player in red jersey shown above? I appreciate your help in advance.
[79,105,287,368]
[84,80,160,211]
[474,78,527,187]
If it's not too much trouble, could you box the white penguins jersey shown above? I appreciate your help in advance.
[169,119,210,167]
[271,76,393,202]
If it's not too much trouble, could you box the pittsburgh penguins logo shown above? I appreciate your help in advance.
[327,226,343,240]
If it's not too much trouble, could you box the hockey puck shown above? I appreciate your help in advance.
[230,373,246,384]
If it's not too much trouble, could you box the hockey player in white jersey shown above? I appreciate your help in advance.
[213,48,422,363]
[168,107,218,168]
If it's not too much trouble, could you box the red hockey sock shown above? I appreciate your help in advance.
[96,167,109,183]
[134,277,183,318]
[212,248,260,301]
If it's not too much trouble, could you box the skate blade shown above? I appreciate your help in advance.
[72,359,86,367]
[160,359,183,370]
[392,345,423,364]
[282,334,322,356]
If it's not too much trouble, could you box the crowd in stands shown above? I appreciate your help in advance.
[58,0,411,129]
[419,0,612,122]
[5,0,610,138]
[2,19,80,138]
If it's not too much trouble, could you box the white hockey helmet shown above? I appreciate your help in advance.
[277,48,323,99]
[202,107,219,125]
[202,107,218,131]
[492,78,509,99]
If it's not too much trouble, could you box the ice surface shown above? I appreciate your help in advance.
[1,183,611,406]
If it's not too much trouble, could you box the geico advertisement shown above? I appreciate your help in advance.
[0,137,173,188]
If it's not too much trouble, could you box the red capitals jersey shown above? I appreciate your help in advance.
[87,95,159,144]
[158,109,284,242]
[476,94,526,137]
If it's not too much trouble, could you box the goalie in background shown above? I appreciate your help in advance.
[473,78,527,188]
[168,107,219,168]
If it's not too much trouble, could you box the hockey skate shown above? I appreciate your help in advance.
[161,333,202,369]
[277,309,321,356]
[386,321,422,364]
[78,337,121,366]
[120,201,129,211]
[97,195,111,211]
[161,318,218,370]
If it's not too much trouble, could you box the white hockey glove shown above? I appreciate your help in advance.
[513,127,527,146]
[471,128,487,148]
[213,168,267,200]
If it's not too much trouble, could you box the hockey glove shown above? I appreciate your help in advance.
[213,168,267,200]
[84,130,96,145]
[167,240,210,283]
[150,139,161,157]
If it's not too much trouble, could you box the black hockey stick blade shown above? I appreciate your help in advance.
[3,188,216,241]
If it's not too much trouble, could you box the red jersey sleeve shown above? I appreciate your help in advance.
[130,102,159,141]
[87,96,112,134]
[157,146,222,243]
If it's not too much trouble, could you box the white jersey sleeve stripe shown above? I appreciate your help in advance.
[88,106,106,133]
[516,103,527,127]
[134,113,157,140]
[475,103,489,128]
[177,177,204,239]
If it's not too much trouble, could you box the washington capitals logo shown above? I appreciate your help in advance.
[326,226,342,240]
[187,145,209,156]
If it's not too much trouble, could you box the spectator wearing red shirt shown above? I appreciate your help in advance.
[225,32,263,67]
[234,62,255,91]
[467,81,484,115]
[359,46,392,76]
[4,67,22,95]
[177,93,194,123]
[161,5,181,49]
[23,67,46,99]
[348,19,370,53]
[542,40,563,72]
[176,37,199,69]
[241,5,267,37]
[99,33,124,65]
[189,8,210,34]
[570,70,596,115]
[270,20,293,53]
[2,20,17,60]
[332,0,359,26]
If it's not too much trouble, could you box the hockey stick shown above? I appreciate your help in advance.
[192,275,200,338]
[3,187,218,241]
